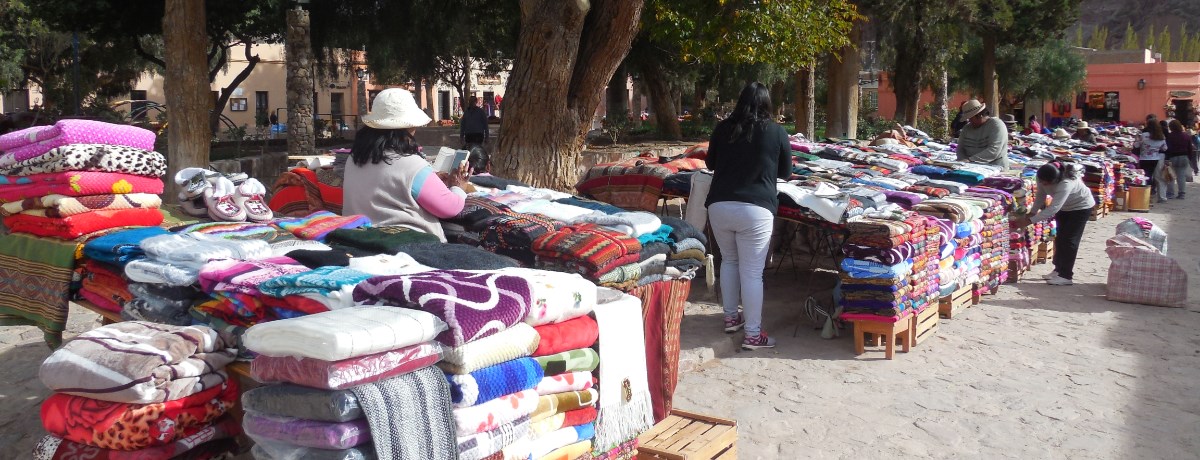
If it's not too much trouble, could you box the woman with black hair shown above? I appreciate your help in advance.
[1013,161,1096,286]
[704,82,791,350]
[343,89,468,242]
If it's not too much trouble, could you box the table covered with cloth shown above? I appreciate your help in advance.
[0,231,78,347]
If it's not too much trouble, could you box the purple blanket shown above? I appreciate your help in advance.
[881,190,924,209]
[353,270,532,347]
[842,242,915,266]
[0,120,156,164]
[243,411,370,450]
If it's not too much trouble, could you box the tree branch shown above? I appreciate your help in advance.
[132,39,166,69]
[210,38,260,130]
[208,45,228,83]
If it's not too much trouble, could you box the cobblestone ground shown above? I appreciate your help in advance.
[1,193,1197,460]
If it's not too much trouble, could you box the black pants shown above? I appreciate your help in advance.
[1053,208,1091,280]
[1139,159,1160,195]
[464,133,486,146]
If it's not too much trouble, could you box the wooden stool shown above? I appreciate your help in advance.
[848,314,911,360]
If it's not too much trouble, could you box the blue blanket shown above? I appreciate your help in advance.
[447,357,543,408]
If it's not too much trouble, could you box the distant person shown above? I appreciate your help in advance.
[269,113,278,126]
[1000,114,1018,133]
[460,96,489,147]
[1164,119,1197,199]
[1014,161,1096,286]
[1136,119,1168,202]
[1025,115,1043,135]
[956,100,1009,169]
[950,101,969,137]
[1071,121,1096,143]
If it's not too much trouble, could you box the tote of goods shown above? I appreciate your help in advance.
[1104,234,1187,308]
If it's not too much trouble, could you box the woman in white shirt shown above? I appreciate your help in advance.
[1013,161,1096,286]
[1136,119,1168,202]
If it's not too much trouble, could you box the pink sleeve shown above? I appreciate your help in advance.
[412,167,466,219]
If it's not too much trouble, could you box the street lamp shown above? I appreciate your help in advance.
[1137,79,1146,90]
[356,67,368,81]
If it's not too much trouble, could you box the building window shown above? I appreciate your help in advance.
[229,98,248,112]
[255,91,269,123]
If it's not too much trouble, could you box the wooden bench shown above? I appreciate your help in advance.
[847,313,912,360]
[939,283,974,319]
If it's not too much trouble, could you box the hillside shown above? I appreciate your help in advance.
[1076,0,1200,56]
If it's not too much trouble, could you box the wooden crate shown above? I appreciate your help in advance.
[638,410,737,460]
[911,304,939,346]
[1036,241,1055,264]
[939,283,973,319]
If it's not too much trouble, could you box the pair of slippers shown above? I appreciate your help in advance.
[174,168,272,222]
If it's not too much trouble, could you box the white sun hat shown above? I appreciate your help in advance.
[361,88,432,130]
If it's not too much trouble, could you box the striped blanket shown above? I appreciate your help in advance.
[0,231,78,347]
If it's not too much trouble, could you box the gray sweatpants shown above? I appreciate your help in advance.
[709,201,774,336]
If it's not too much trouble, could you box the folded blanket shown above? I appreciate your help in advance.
[32,416,241,460]
[478,213,563,259]
[392,242,521,270]
[448,357,544,408]
[659,215,706,246]
[538,440,591,460]
[259,266,373,298]
[4,207,164,239]
[123,259,198,286]
[199,256,309,296]
[276,211,372,241]
[0,171,163,203]
[531,412,566,437]
[0,123,58,151]
[242,384,363,423]
[243,305,448,361]
[121,297,194,325]
[0,143,165,177]
[534,371,594,395]
[325,226,441,254]
[532,224,642,275]
[39,322,236,404]
[0,120,156,163]
[639,242,671,260]
[534,348,600,376]
[244,411,371,450]
[457,415,531,460]
[530,424,595,460]
[81,226,169,266]
[439,323,540,375]
[563,406,598,429]
[591,288,653,453]
[353,270,532,348]
[2,192,162,218]
[141,233,272,269]
[493,268,597,327]
[574,212,661,237]
[532,315,599,357]
[41,378,237,450]
[532,389,599,423]
[250,442,377,460]
[671,238,705,254]
[453,389,539,437]
[351,366,458,460]
[636,224,674,245]
[252,341,444,390]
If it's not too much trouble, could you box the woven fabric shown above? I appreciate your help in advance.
[1,193,162,218]
[532,224,642,275]
[325,226,441,254]
[4,208,164,239]
[628,279,689,423]
[457,415,530,460]
[1105,234,1187,307]
[439,323,540,375]
[251,341,444,390]
[448,357,544,407]
[532,316,599,357]
[32,416,241,460]
[351,366,458,460]
[275,210,372,241]
[534,348,600,376]
[0,232,77,346]
[0,171,163,203]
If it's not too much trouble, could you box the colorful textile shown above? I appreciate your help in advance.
[0,233,91,346]
[241,384,363,423]
[627,279,688,423]
[243,412,370,450]
[531,413,566,437]
[530,424,595,460]
[2,193,161,218]
[268,167,345,217]
[251,341,444,390]
[497,267,597,327]
[82,226,169,266]
[353,270,533,347]
[479,213,563,262]
[453,389,539,436]
[532,315,599,357]
[258,266,372,298]
[439,323,540,375]
[532,224,642,275]
[0,120,156,164]
[141,233,272,269]
[350,366,458,460]
[563,406,598,428]
[275,210,372,241]
[448,357,544,408]
[250,443,375,460]
[534,371,594,395]
[0,171,163,203]
[39,321,235,404]
[198,256,309,296]
[534,348,600,376]
[0,124,57,151]
[177,221,283,241]
[457,415,530,460]
[532,390,598,422]
[582,438,638,460]
[325,226,441,254]
[4,208,164,239]
[590,288,654,452]
[243,305,447,361]
[32,416,241,460]
[0,144,165,177]
[40,378,237,451]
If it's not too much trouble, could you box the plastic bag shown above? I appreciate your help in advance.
[1105,234,1187,308]
[241,384,363,422]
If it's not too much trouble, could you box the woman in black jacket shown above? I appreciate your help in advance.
[1165,119,1196,199]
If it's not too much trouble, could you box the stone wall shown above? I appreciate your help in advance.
[209,152,290,194]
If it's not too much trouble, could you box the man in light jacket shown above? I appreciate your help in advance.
[956,99,1009,169]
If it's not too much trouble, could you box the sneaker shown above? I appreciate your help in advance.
[742,333,776,350]
[1157,197,1168,203]
[1041,270,1059,280]
[1176,193,1185,200]
[723,313,744,333]
[1046,275,1073,286]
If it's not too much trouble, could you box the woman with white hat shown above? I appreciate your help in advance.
[343,88,468,242]
[1071,121,1096,143]
[956,99,1009,169]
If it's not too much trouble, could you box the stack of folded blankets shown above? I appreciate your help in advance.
[75,259,134,313]
[950,195,1003,292]
[909,215,942,316]
[0,120,166,239]
[980,176,1036,273]
[659,216,707,283]
[914,198,984,290]
[195,255,312,327]
[35,322,240,459]
[532,223,643,290]
[243,305,454,460]
[1080,161,1114,218]
[963,187,1014,286]
[838,214,923,320]
[124,232,273,288]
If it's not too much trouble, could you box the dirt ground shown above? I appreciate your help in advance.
[1,190,1197,459]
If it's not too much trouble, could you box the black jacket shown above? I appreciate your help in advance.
[704,121,791,212]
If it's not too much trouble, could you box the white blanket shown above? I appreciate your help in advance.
[242,305,447,361]
[491,268,597,327]
[591,288,653,453]
[438,323,540,375]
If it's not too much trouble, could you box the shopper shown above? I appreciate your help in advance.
[1136,119,1168,202]
[704,82,791,350]
[1164,119,1197,199]
[956,100,1009,168]
[1014,162,1096,286]
[344,88,468,242]
[460,96,490,147]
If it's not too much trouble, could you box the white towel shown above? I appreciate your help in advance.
[591,288,653,453]
[242,305,447,361]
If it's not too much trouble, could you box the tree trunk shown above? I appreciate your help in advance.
[494,0,643,190]
[639,59,681,141]
[794,66,816,138]
[931,68,949,138]
[606,62,628,121]
[286,7,315,156]
[982,34,1000,115]
[162,0,211,200]
[826,20,863,139]
[424,78,436,120]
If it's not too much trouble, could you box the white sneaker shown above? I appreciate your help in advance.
[1046,275,1073,286]
[1042,271,1058,280]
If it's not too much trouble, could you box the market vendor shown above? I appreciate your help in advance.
[343,88,469,242]
[1012,161,1096,286]
[955,99,1009,169]
[1071,121,1097,143]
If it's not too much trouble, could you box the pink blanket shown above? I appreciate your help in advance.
[0,125,57,151]
[0,120,156,165]
[0,171,163,203]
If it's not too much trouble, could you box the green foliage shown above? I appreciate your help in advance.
[601,115,632,145]
[951,38,1086,109]
[679,118,712,140]
[225,124,249,142]
[1157,25,1171,57]
[1086,26,1108,50]
[1145,24,1156,51]
[1122,24,1140,50]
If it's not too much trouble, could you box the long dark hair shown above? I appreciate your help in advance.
[719,82,773,143]
[1146,118,1166,141]
[350,127,421,166]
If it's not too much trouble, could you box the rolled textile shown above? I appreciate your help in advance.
[448,357,544,408]
[0,171,163,203]
[501,437,534,460]
[275,210,372,241]
[439,322,540,375]
[350,366,458,460]
[534,348,599,376]
[529,424,595,460]
[453,389,539,436]
[40,378,238,450]
[534,371,594,395]
[244,411,371,450]
[251,341,444,390]
[841,259,913,279]
[532,315,599,357]
[393,242,521,270]
[457,415,531,460]
[353,270,532,348]
[591,288,654,453]
[32,416,240,460]
[243,305,448,361]
[0,119,156,164]
[198,256,309,296]
[241,384,364,423]
[81,226,169,266]
[0,143,165,177]
[531,389,599,423]
[251,442,377,460]
[259,266,373,298]
[495,267,597,327]
[4,207,163,239]
[38,322,235,404]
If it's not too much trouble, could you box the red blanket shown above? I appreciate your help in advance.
[0,171,163,203]
[562,406,598,428]
[3,208,163,239]
[533,315,599,357]
[35,416,242,460]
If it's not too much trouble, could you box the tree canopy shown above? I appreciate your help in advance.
[952,38,1086,109]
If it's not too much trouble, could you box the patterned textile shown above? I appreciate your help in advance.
[243,412,371,450]
[532,224,642,275]
[141,234,273,270]
[453,389,539,436]
[530,425,594,460]
[274,210,371,241]
[0,171,163,203]
[251,341,444,390]
[582,438,638,460]
[532,390,598,422]
[628,279,690,423]
[451,196,514,231]
[534,371,594,395]
[1,193,161,218]
[457,415,531,460]
[258,266,372,298]
[4,208,164,239]
[32,416,241,460]
[494,268,596,327]
[575,157,676,212]
[0,232,77,346]
[479,213,563,261]
[177,221,283,241]
[438,323,540,375]
[198,256,309,296]
[269,167,344,217]
[353,270,533,347]
[1105,234,1187,308]
[123,259,199,287]
[0,144,165,177]
[448,357,544,408]
[590,289,653,453]
[243,305,447,362]
[40,378,238,451]
[0,120,156,164]
[350,367,458,460]
[533,315,599,357]
[534,348,600,376]
[81,226,169,266]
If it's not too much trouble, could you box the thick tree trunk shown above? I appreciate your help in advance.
[606,62,628,121]
[162,0,211,199]
[424,78,436,119]
[826,21,862,139]
[286,7,315,156]
[982,34,1000,115]
[931,69,949,138]
[640,60,680,141]
[794,66,816,138]
[495,0,643,190]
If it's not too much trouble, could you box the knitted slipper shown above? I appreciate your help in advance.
[204,176,246,222]
[178,193,210,218]
[175,167,223,200]
[233,178,273,222]
[224,172,249,186]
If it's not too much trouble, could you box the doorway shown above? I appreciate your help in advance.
[438,91,451,120]
[483,91,495,117]
[1172,99,1196,127]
